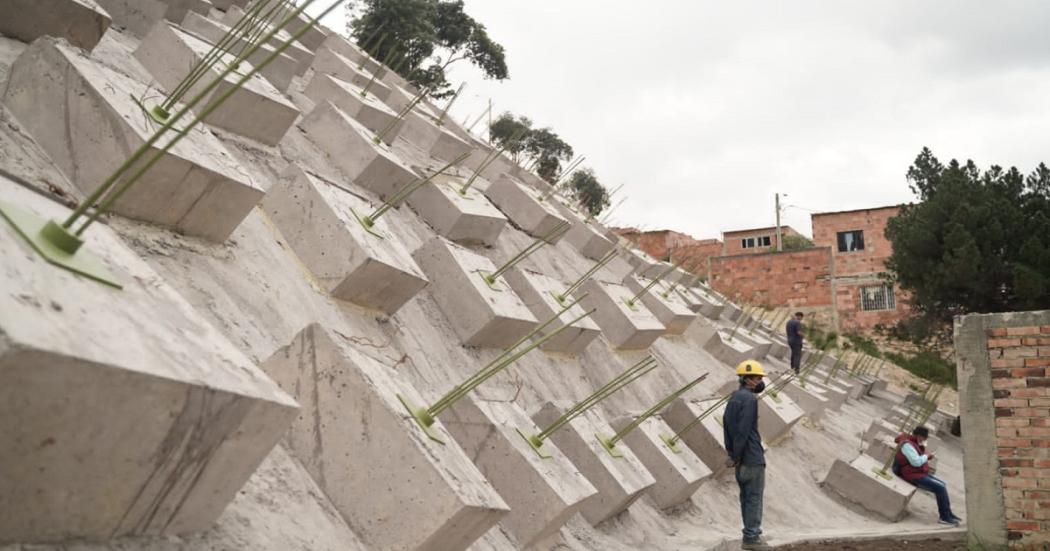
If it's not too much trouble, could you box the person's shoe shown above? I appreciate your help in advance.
[742,538,772,550]
[938,517,960,527]
[950,514,964,524]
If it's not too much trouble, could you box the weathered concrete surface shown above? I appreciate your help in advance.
[302,72,403,144]
[823,455,916,522]
[260,166,429,314]
[181,11,299,92]
[259,324,509,551]
[0,176,298,543]
[2,38,263,242]
[310,47,394,102]
[662,397,733,476]
[702,330,756,367]
[532,402,657,525]
[565,220,617,260]
[218,7,314,76]
[441,397,597,548]
[504,268,601,355]
[297,101,419,200]
[134,21,299,146]
[609,414,712,510]
[405,173,508,247]
[93,0,167,37]
[755,392,805,445]
[623,277,696,335]
[0,0,111,52]
[413,236,538,348]
[577,279,666,350]
[484,174,568,240]
[779,380,833,420]
[681,286,726,320]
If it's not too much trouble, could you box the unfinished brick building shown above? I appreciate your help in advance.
[721,225,802,256]
[811,205,909,333]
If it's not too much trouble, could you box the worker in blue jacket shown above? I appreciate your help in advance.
[724,360,768,551]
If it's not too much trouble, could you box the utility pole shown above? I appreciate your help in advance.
[775,193,784,252]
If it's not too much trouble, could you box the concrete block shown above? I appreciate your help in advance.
[260,324,509,551]
[181,11,298,91]
[662,398,733,476]
[320,31,367,65]
[864,433,899,465]
[309,47,394,102]
[0,177,298,542]
[503,268,601,355]
[768,340,789,359]
[134,21,299,146]
[682,287,725,319]
[566,219,617,261]
[863,418,901,445]
[302,72,403,144]
[93,0,167,36]
[298,101,418,200]
[731,331,773,359]
[413,237,538,348]
[755,392,805,445]
[623,277,696,335]
[2,38,262,242]
[609,414,712,509]
[270,3,328,51]
[219,8,314,75]
[0,0,111,52]
[778,380,832,420]
[405,173,507,247]
[823,455,915,521]
[702,330,757,367]
[532,402,656,525]
[577,279,666,350]
[483,174,569,240]
[399,111,473,163]
[260,166,429,314]
[441,398,597,548]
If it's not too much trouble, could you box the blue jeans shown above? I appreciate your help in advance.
[911,475,955,521]
[735,464,765,541]
[789,342,803,371]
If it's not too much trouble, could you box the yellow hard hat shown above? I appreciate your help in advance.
[735,360,766,377]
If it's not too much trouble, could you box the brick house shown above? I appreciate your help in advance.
[721,225,802,256]
[614,228,723,275]
[811,205,909,333]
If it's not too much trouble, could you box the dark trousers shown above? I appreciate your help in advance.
[789,341,803,372]
[735,464,765,541]
[911,475,955,521]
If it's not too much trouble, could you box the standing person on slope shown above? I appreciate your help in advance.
[724,360,769,550]
[785,312,805,374]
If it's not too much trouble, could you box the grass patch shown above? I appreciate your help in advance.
[884,349,957,388]
[844,332,881,357]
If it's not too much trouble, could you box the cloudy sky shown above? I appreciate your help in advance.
[310,1,1050,240]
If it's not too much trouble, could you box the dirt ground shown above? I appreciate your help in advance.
[777,537,965,550]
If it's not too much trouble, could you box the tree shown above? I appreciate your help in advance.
[487,112,531,160]
[778,234,814,251]
[884,147,1050,342]
[348,0,508,98]
[567,169,610,217]
[525,128,573,182]
[487,112,575,181]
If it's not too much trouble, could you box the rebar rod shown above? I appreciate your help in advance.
[560,250,618,301]
[666,391,734,444]
[373,87,429,145]
[363,152,468,225]
[459,127,527,193]
[65,0,335,234]
[606,373,709,446]
[532,356,659,443]
[435,82,465,126]
[427,296,591,416]
[626,258,686,306]
[486,221,570,283]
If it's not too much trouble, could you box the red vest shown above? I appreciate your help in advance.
[895,434,930,482]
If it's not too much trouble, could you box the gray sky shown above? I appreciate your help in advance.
[311,1,1050,239]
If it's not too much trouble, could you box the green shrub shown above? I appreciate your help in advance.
[884,349,957,388]
[844,333,881,357]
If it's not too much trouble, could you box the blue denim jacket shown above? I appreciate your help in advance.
[723,387,765,466]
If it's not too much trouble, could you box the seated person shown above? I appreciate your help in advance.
[894,426,962,526]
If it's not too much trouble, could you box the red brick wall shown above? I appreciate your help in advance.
[834,279,912,333]
[722,226,801,256]
[812,206,899,276]
[617,229,723,275]
[987,324,1050,546]
[708,247,832,308]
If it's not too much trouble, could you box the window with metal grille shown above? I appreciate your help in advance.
[837,230,865,252]
[860,284,895,311]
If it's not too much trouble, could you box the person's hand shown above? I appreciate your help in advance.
[725,457,739,468]
[928,453,936,461]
